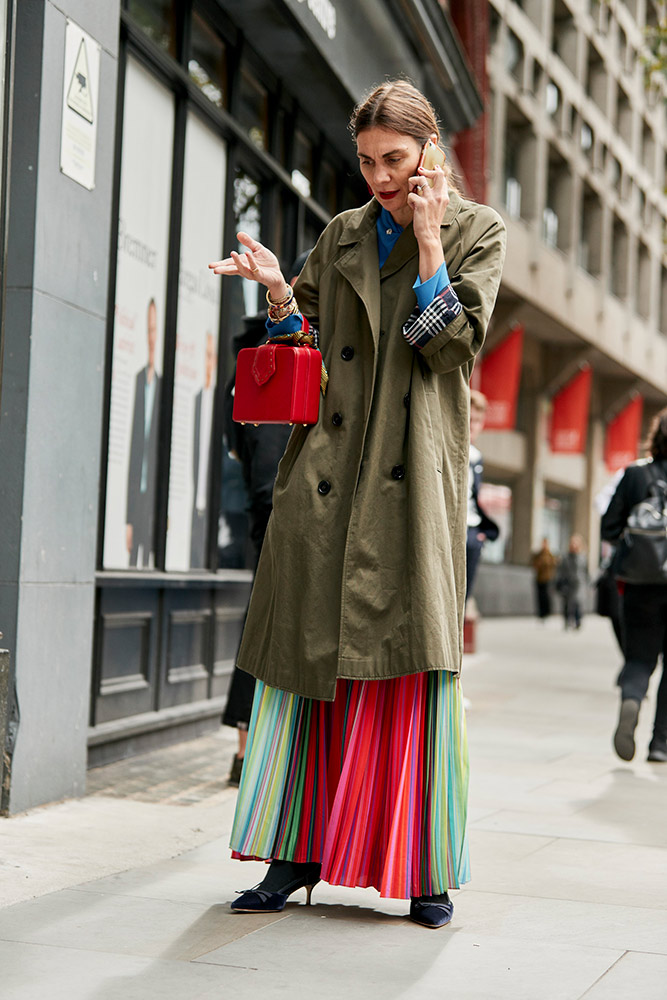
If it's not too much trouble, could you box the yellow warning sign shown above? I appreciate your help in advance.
[66,38,94,124]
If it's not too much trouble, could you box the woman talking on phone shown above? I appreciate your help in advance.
[210,79,506,929]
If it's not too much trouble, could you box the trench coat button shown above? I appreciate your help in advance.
[331,412,343,427]
[403,392,410,407]
[317,480,331,495]
[391,464,406,481]
[341,346,354,361]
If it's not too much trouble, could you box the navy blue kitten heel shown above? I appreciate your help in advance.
[231,860,322,913]
[409,892,454,928]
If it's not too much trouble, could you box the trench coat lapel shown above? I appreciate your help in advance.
[334,202,382,346]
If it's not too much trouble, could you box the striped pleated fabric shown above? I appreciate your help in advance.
[229,670,470,900]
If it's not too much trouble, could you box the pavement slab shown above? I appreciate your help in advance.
[1,614,665,999]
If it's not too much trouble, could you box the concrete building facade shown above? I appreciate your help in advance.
[461,0,667,613]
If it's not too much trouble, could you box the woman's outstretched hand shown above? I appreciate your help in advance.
[209,231,288,300]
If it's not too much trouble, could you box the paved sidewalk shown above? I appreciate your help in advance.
[1,615,666,999]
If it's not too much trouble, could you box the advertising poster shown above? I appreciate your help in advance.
[165,113,226,571]
[103,59,174,569]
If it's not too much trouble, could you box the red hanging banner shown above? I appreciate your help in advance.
[479,325,524,430]
[549,365,592,454]
[605,395,643,473]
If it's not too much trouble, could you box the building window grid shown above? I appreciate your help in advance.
[492,0,667,334]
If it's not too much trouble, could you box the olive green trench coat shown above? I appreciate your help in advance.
[235,191,506,701]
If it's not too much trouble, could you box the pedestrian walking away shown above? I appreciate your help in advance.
[209,79,506,929]
[222,250,312,787]
[556,534,589,630]
[531,537,557,622]
[466,389,499,600]
[601,406,667,764]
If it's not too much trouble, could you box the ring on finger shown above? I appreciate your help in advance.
[250,265,259,273]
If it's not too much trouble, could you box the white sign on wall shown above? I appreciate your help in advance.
[60,20,100,190]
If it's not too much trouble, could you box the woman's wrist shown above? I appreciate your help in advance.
[267,280,290,303]
[418,240,445,283]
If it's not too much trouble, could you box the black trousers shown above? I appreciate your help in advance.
[535,581,551,619]
[466,529,484,599]
[618,584,667,740]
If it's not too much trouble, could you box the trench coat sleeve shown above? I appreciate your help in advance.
[292,240,324,328]
[418,211,506,375]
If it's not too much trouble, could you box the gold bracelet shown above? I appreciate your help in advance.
[268,298,300,323]
[266,285,293,308]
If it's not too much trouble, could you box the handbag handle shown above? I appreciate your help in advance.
[267,330,329,396]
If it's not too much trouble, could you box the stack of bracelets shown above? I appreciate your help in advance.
[266,284,300,324]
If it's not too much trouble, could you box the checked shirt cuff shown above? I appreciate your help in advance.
[402,284,463,350]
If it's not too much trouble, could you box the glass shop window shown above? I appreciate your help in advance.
[237,66,269,150]
[126,0,178,57]
[303,210,325,255]
[292,129,314,199]
[189,7,227,109]
[479,484,512,564]
[320,158,338,216]
[165,112,226,571]
[217,170,263,570]
[103,58,175,570]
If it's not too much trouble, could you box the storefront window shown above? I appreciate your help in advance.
[126,0,177,57]
[479,483,513,564]
[233,171,262,316]
[165,113,226,571]
[216,170,263,569]
[542,493,573,558]
[292,129,314,198]
[188,8,226,109]
[237,67,268,150]
[275,108,290,166]
[304,210,325,252]
[103,58,175,569]
[320,158,338,216]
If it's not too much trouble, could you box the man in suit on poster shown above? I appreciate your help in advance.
[126,297,161,568]
[190,331,217,567]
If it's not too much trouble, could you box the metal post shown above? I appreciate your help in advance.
[0,637,9,813]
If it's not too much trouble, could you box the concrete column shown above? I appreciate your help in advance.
[0,0,120,812]
[530,396,550,553]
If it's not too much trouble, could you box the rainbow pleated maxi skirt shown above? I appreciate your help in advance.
[229,670,470,899]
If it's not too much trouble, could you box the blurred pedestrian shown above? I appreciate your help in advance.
[466,390,499,598]
[593,473,626,656]
[531,537,557,621]
[555,534,589,630]
[601,407,667,763]
[210,79,505,928]
[222,250,311,787]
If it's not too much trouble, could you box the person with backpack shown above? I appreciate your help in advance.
[601,407,667,763]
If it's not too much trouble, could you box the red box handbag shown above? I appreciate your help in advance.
[232,336,326,426]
